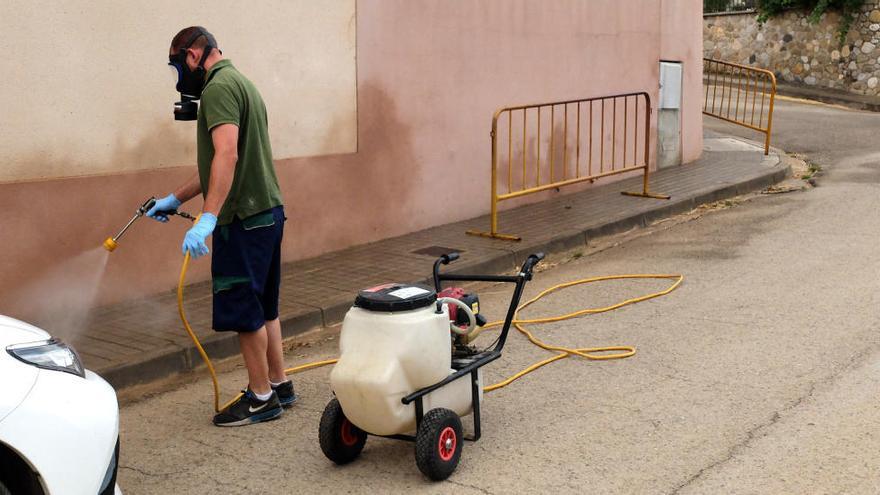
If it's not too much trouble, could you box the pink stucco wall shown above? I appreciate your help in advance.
[0,1,703,315]
[660,0,705,163]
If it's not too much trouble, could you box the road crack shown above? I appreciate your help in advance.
[447,479,496,494]
[667,345,876,494]
[119,464,184,478]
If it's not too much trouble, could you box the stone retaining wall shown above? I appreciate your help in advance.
[705,2,880,95]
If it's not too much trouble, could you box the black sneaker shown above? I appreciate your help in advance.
[212,389,283,427]
[272,380,297,408]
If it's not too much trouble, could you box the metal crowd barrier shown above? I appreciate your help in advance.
[703,58,777,155]
[466,92,669,241]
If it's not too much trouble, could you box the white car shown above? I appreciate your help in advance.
[0,315,121,495]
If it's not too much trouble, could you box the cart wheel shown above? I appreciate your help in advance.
[319,398,367,465]
[415,408,463,480]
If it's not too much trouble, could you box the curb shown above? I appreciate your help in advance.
[776,83,880,112]
[101,308,326,389]
[103,154,791,390]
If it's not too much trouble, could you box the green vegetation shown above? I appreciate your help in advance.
[757,0,869,42]
[801,161,823,181]
[704,0,757,13]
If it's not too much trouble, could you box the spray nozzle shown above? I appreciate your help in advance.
[103,237,118,252]
[137,197,157,217]
[103,196,194,252]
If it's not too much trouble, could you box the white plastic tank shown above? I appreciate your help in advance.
[330,283,480,436]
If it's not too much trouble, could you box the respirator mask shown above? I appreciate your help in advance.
[168,27,218,121]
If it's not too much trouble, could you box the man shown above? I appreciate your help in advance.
[147,26,293,426]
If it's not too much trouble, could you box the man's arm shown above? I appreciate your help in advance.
[170,121,238,207]
[172,173,202,204]
[146,173,200,221]
[202,123,239,216]
[178,123,238,258]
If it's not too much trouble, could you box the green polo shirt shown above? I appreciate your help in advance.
[197,59,283,225]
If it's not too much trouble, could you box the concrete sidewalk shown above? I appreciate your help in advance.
[77,132,789,389]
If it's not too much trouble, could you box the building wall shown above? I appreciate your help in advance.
[705,2,880,94]
[662,0,705,164]
[0,0,357,182]
[0,1,703,316]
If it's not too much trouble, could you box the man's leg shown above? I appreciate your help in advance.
[211,210,287,426]
[238,326,271,395]
[265,318,286,383]
[213,325,281,426]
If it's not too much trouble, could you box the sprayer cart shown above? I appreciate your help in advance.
[319,252,544,480]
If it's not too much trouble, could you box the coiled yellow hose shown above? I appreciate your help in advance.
[176,251,683,412]
[478,274,683,392]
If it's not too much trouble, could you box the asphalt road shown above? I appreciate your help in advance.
[117,98,880,494]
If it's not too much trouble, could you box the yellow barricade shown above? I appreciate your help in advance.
[703,58,777,155]
[467,92,669,241]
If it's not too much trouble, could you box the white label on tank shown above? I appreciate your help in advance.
[388,287,430,299]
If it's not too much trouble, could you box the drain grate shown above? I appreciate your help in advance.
[411,245,464,257]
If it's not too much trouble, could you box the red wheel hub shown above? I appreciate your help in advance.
[438,426,457,461]
[340,418,358,446]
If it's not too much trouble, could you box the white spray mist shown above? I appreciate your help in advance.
[5,247,110,341]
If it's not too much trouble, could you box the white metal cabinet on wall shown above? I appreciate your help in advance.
[658,61,683,168]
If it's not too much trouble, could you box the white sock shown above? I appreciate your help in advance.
[270,380,286,387]
[253,389,273,402]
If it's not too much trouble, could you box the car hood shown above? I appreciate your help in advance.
[0,315,51,347]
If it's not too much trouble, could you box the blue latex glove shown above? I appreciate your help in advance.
[146,194,182,223]
[182,213,217,259]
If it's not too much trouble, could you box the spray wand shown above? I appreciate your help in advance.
[103,197,195,252]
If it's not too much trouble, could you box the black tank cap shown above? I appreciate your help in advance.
[354,283,437,312]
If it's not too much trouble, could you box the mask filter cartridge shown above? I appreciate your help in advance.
[174,95,198,121]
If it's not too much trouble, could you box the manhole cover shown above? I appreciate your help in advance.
[411,245,464,257]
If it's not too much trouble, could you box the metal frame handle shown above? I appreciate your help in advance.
[431,252,544,353]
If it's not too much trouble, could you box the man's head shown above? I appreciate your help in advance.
[168,27,221,120]
[169,26,219,72]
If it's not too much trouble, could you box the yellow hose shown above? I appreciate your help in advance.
[479,274,683,392]
[177,252,223,412]
[176,252,682,411]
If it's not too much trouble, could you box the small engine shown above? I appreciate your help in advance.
[437,287,487,359]
[437,288,486,328]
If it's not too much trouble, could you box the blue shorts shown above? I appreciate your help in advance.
[211,206,285,332]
